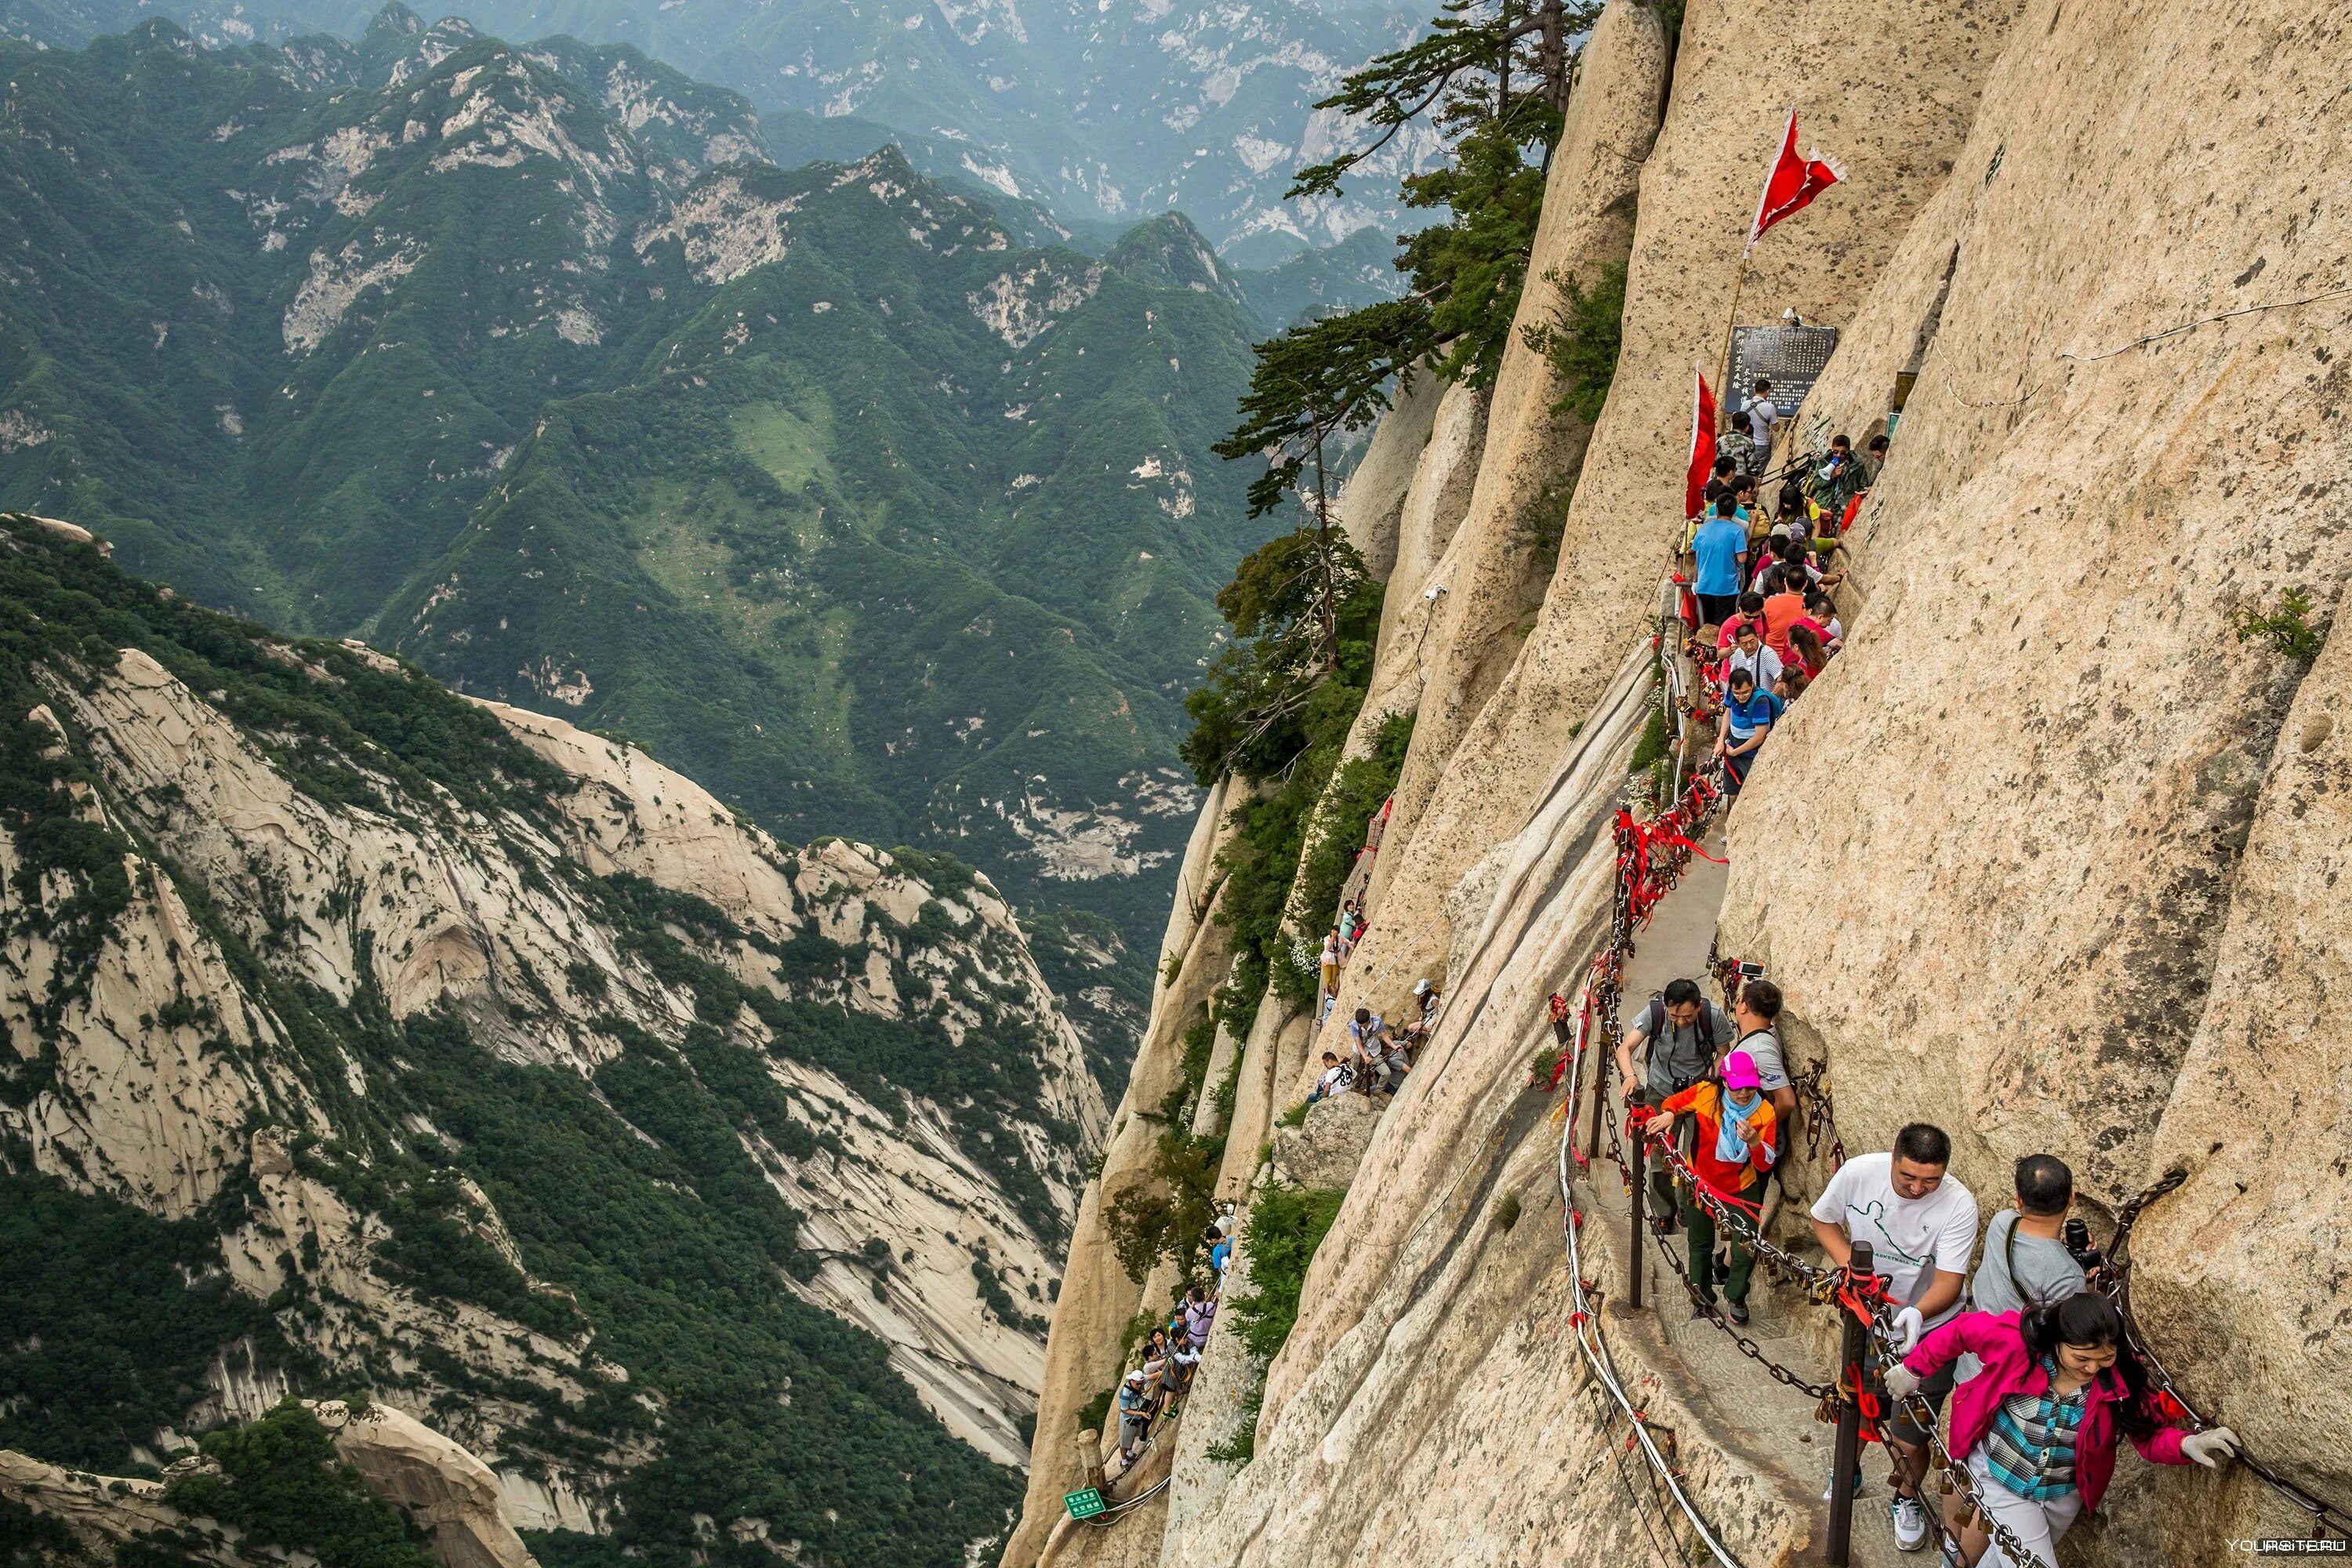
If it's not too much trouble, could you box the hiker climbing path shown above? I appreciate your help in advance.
[1550,794,1907,1566]
[1542,559,2352,1564]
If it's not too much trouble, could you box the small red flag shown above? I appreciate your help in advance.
[1747,109,1844,253]
[1684,365,1717,520]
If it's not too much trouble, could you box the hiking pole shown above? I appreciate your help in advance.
[1826,1240,1874,1567]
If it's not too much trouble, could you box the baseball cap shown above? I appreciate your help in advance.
[1414,979,1432,995]
[1721,1051,1762,1091]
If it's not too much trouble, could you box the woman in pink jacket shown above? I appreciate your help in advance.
[1885,1293,2238,1566]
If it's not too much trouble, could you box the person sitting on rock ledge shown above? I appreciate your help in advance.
[1405,978,1442,1044]
[1348,1007,1397,1094]
[1308,1051,1355,1105]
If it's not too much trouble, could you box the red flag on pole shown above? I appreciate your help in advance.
[1747,109,1844,253]
[1684,365,1717,521]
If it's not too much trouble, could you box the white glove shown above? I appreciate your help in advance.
[2180,1427,2241,1468]
[1882,1363,1921,1402]
[1891,1305,1925,1355]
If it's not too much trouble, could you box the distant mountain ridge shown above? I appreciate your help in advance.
[0,0,1440,263]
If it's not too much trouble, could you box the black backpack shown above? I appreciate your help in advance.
[1643,994,1715,1091]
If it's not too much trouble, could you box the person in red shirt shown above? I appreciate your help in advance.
[1715,590,1768,653]
[1649,1050,1777,1323]
[1759,567,1811,659]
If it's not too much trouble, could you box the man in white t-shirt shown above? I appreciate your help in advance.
[1809,1123,1979,1555]
[1744,378,1780,454]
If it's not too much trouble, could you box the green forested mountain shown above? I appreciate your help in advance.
[0,13,1323,1069]
[1,515,1105,1565]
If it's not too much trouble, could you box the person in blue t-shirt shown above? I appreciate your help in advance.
[1691,498,1749,627]
[1715,664,1784,797]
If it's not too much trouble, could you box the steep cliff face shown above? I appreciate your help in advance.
[1011,0,2350,1564]
[1,518,1104,1564]
[1715,0,2352,1546]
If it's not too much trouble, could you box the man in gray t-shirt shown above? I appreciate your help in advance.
[1616,979,1732,1221]
[1617,979,1733,1102]
[1959,1153,2088,1382]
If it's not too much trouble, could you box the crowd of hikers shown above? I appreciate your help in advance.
[1637,392,2242,1565]
[1112,1226,1232,1471]
[1309,978,1443,1105]
[1683,382,1886,800]
[1624,991,2241,1566]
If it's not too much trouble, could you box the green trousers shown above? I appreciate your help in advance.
[1679,1185,1758,1306]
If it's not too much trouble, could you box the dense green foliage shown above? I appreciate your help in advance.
[2230,587,2325,664]
[1270,0,1597,391]
[164,1403,441,1568]
[0,1166,274,1469]
[1291,711,1417,946]
[1222,1188,1347,1364]
[1176,524,1393,1033]
[376,1014,1023,1568]
[1203,1185,1345,1465]
[1523,258,1630,423]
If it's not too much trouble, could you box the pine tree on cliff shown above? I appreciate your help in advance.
[1283,0,1599,390]
[1192,307,1410,782]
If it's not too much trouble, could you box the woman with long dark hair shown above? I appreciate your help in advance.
[1886,1292,2238,1566]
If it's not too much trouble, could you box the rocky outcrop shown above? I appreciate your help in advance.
[0,1402,539,1568]
[318,1400,536,1568]
[1015,0,2350,1563]
[1715,0,2351,1548]
[1265,1094,1377,1192]
[1344,0,2020,1058]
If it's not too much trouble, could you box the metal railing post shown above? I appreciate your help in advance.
[1588,1045,1610,1163]
[1628,1117,1646,1309]
[1827,1240,1875,1568]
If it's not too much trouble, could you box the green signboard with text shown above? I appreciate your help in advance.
[1065,1487,1105,1520]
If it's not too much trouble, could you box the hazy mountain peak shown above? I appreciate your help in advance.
[1102,210,1246,306]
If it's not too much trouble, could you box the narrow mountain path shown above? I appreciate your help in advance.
[1577,817,1906,1566]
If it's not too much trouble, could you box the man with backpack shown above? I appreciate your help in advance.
[1615,977,1735,1222]
[1715,664,1784,798]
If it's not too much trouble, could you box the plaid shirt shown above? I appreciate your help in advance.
[1981,1356,2087,1501]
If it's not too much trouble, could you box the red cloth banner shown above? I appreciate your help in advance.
[1683,365,1717,520]
[1747,108,1844,253]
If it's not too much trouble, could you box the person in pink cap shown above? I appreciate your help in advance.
[1646,1048,1778,1323]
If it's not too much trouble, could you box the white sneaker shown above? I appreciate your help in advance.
[1891,1494,1930,1552]
[1820,1471,1864,1501]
